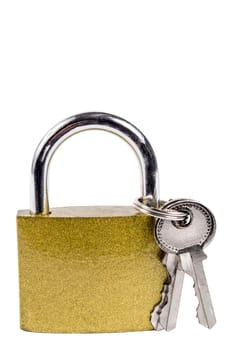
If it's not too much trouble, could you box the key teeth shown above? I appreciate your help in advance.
[196,301,216,329]
[194,283,201,323]
[194,282,216,329]
[196,306,204,327]
[151,255,177,330]
[196,305,209,328]
[151,283,169,330]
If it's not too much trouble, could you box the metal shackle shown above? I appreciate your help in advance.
[30,112,159,215]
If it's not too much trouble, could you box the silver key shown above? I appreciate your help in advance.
[180,249,216,328]
[154,199,216,330]
[151,253,184,331]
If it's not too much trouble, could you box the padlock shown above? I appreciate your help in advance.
[17,112,167,333]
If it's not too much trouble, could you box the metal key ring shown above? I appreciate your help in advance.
[133,196,188,221]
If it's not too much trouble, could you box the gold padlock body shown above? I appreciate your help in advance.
[17,206,167,333]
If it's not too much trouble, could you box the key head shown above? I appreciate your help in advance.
[155,199,216,254]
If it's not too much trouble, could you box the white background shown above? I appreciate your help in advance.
[0,1,226,349]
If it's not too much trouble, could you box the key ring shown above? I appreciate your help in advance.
[133,196,188,221]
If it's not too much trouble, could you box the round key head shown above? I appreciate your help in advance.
[155,199,216,254]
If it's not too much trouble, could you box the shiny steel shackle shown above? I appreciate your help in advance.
[30,112,159,215]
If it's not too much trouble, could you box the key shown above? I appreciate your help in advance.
[151,253,178,330]
[151,253,184,331]
[154,199,216,330]
[180,249,216,328]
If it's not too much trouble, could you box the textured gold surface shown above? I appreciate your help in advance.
[17,206,167,333]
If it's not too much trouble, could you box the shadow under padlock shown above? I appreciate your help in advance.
[17,112,167,333]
